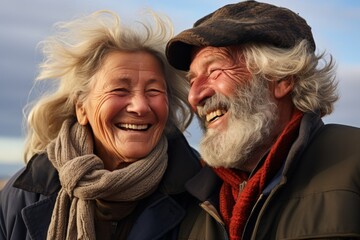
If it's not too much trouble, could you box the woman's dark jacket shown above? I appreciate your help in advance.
[0,130,202,240]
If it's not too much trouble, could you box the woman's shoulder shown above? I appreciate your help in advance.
[0,160,58,240]
[13,153,60,196]
[1,153,60,208]
[0,167,41,219]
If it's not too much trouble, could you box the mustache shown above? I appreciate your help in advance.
[196,94,231,118]
[196,82,257,123]
[196,76,271,120]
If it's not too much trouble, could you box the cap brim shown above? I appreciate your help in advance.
[166,19,316,71]
[166,40,195,71]
[166,20,285,71]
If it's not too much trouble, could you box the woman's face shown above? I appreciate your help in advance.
[76,51,169,170]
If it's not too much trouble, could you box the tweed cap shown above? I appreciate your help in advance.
[166,0,316,71]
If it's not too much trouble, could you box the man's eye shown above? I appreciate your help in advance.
[189,79,194,87]
[209,69,222,79]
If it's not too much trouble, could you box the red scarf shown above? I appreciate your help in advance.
[213,110,303,240]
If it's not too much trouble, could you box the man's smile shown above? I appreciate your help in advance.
[206,109,227,123]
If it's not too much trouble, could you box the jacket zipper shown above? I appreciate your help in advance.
[244,178,286,240]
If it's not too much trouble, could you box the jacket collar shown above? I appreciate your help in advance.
[185,165,222,208]
[282,112,324,177]
[13,153,60,196]
[21,194,58,239]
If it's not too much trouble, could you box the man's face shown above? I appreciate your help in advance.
[188,46,278,170]
[188,46,252,131]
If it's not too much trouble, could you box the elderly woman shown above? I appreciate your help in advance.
[0,10,202,240]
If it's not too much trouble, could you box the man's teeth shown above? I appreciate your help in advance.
[206,109,226,122]
[119,123,148,130]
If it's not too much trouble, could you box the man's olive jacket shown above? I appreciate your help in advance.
[185,113,360,239]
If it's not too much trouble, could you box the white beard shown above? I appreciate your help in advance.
[198,78,278,169]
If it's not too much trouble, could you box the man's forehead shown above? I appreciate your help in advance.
[191,47,228,65]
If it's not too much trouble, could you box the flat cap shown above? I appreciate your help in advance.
[166,0,316,71]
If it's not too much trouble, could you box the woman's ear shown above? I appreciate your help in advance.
[273,76,294,99]
[75,102,88,125]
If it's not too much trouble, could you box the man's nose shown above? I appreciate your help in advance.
[188,79,215,111]
[126,93,150,116]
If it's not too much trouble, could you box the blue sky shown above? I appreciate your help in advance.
[1,0,359,164]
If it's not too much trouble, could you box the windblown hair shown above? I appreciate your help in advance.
[233,40,339,116]
[23,10,193,162]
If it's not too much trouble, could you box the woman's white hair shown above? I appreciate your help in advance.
[23,10,193,162]
[235,40,339,116]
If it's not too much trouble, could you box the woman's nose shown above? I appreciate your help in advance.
[126,93,150,116]
[188,78,215,112]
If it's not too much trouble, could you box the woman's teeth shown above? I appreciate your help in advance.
[119,123,149,130]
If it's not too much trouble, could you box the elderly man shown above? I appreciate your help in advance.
[166,1,360,240]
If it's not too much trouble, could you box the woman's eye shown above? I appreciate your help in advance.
[112,88,129,95]
[146,89,164,96]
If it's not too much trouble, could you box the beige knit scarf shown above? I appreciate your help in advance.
[46,119,168,240]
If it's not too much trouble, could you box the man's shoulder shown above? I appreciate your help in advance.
[305,123,360,164]
[323,123,360,132]
[317,123,360,143]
